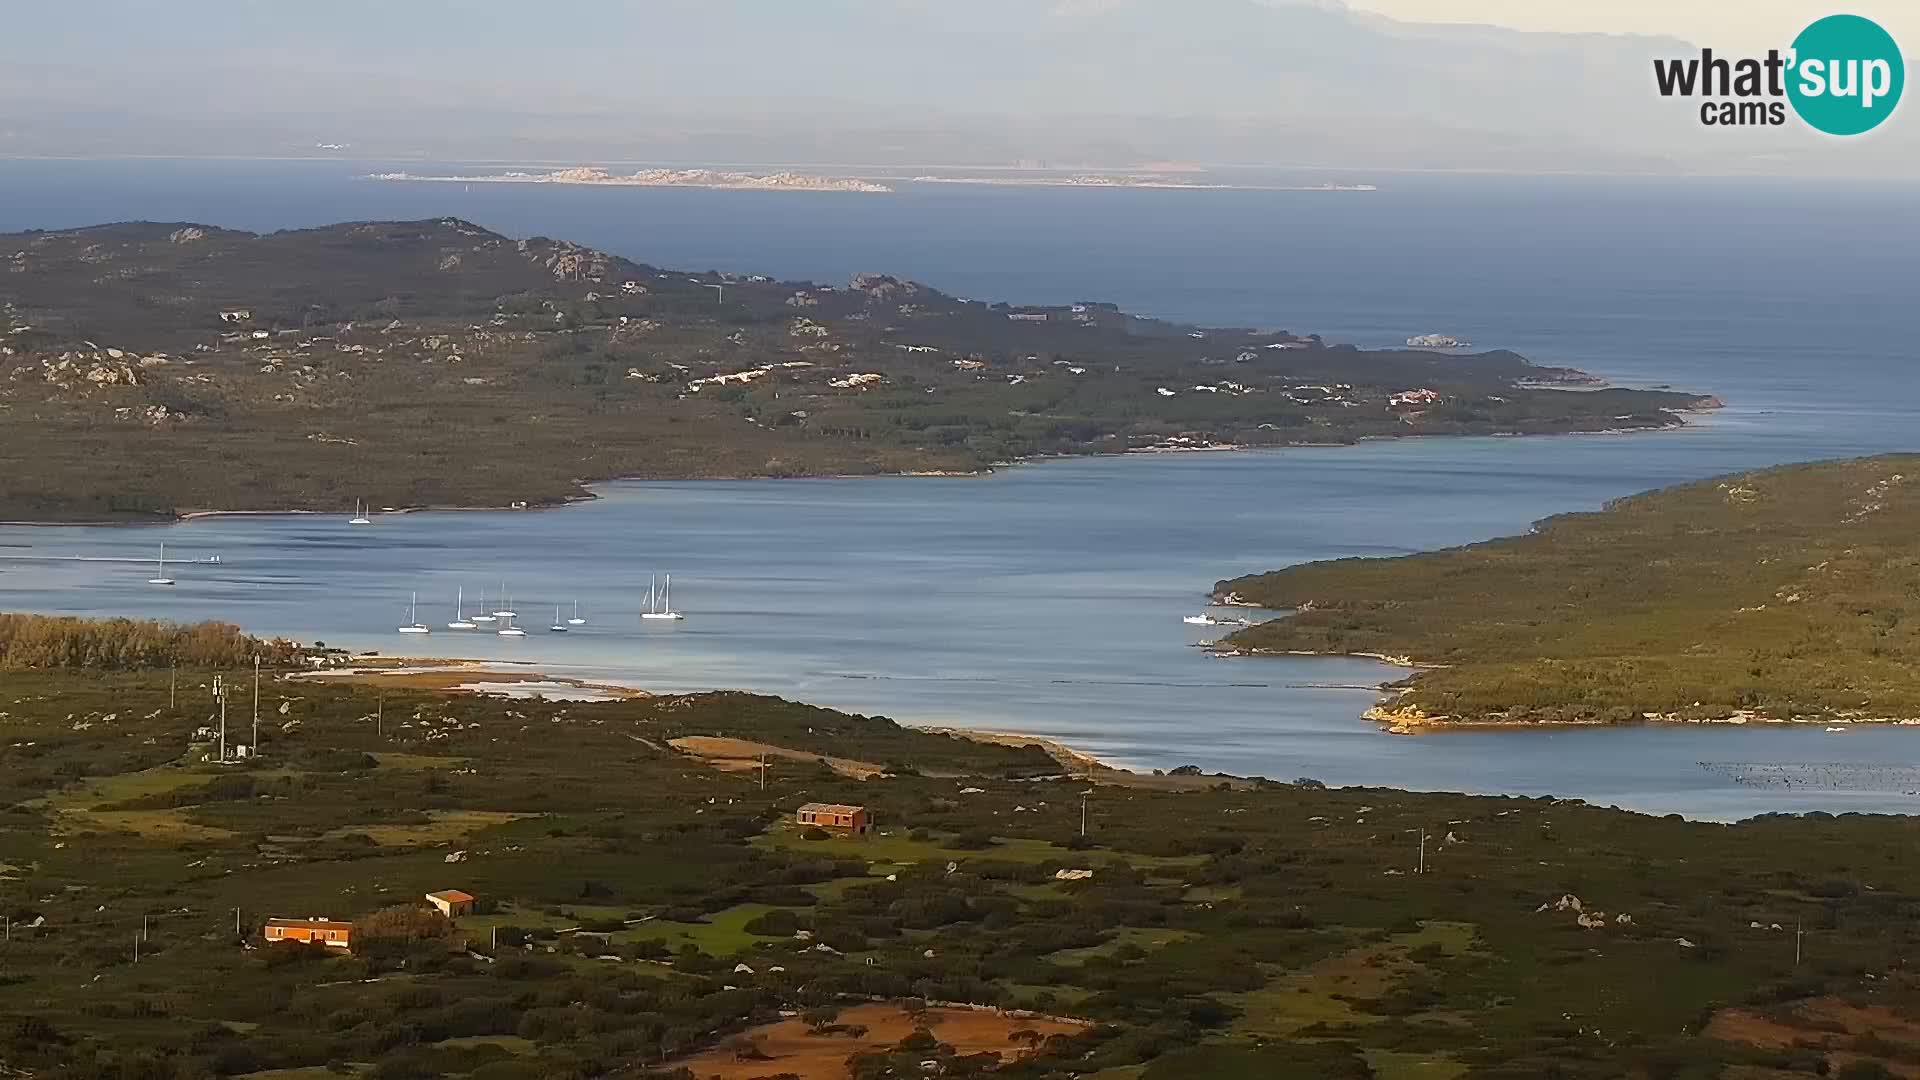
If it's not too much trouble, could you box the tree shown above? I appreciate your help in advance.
[355,905,453,958]
[897,1027,938,1053]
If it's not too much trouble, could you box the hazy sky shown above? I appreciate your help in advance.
[1349,0,1917,51]
[0,1,1911,175]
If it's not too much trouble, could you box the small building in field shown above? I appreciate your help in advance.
[264,917,353,949]
[797,802,872,835]
[425,890,476,919]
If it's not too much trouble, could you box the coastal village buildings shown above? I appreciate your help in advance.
[264,918,353,949]
[797,802,872,835]
[425,890,475,918]
[1390,388,1445,407]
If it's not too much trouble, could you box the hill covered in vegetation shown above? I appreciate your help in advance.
[0,219,1711,521]
[2,660,1920,1079]
[1217,455,1920,726]
[0,613,296,670]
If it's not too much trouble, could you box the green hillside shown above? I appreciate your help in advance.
[2,655,1919,1078]
[0,219,1709,521]
[1219,455,1920,725]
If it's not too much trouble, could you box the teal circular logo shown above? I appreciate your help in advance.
[1787,14,1904,135]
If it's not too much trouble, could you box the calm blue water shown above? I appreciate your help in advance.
[1,159,1917,819]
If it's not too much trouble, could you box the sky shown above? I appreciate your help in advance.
[1348,0,1918,52]
[0,1,1912,176]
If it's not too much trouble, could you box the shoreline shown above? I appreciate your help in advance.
[369,168,893,195]
[288,658,650,701]
[1213,646,1920,734]
[1,415,1711,529]
[282,659,1170,779]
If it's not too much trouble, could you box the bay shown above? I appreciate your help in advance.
[0,159,1916,819]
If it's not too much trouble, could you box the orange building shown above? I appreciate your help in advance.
[425,890,475,919]
[796,802,871,835]
[264,917,353,949]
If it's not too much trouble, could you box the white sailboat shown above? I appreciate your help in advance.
[1183,614,1220,626]
[567,600,587,626]
[471,587,497,624]
[398,592,431,635]
[349,499,372,526]
[147,543,175,586]
[641,573,685,621]
[448,587,477,630]
[492,582,517,619]
[549,606,569,633]
[497,616,527,638]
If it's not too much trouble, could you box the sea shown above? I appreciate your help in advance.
[0,158,1916,820]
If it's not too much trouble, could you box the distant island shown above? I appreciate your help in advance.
[0,218,1712,522]
[911,175,1377,192]
[1215,456,1920,729]
[370,166,893,193]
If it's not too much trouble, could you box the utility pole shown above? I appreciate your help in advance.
[1080,789,1091,838]
[142,914,149,942]
[760,753,768,792]
[169,663,176,710]
[234,906,242,939]
[1418,829,1428,875]
[1796,920,1804,966]
[252,656,260,755]
[133,932,139,964]
[214,675,227,762]
[377,695,384,739]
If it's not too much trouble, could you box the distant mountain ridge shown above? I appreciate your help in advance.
[1,0,1912,175]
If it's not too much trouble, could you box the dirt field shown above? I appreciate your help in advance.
[669,1003,1086,1080]
[669,736,887,780]
[1707,997,1920,1079]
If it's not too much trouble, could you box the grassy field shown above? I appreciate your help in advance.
[1219,455,1920,726]
[3,664,1920,1078]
